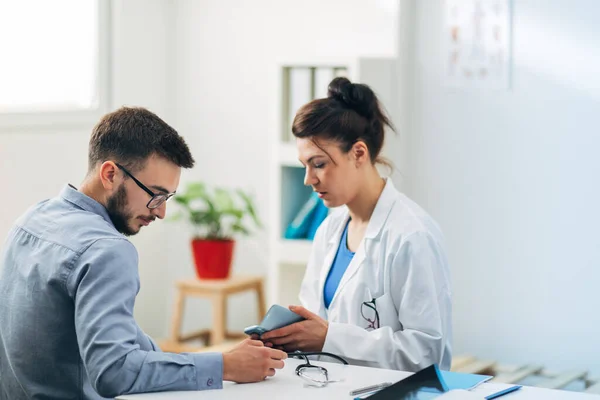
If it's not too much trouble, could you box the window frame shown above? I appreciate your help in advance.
[0,0,111,131]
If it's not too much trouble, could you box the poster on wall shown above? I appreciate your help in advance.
[444,0,511,89]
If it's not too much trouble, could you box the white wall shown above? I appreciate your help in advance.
[6,0,598,375]
[164,0,399,338]
[0,0,174,336]
[401,0,600,373]
[0,0,398,341]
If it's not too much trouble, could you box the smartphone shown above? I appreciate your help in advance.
[244,304,305,337]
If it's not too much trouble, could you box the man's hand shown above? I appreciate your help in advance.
[260,305,328,352]
[222,339,287,383]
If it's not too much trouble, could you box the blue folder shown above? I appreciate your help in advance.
[438,370,492,391]
[285,192,328,240]
[306,197,328,240]
[284,193,319,239]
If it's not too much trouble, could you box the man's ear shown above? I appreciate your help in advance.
[99,161,119,191]
[351,141,370,167]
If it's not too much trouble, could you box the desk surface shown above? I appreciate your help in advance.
[117,359,598,399]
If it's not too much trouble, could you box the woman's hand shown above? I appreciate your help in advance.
[259,305,328,352]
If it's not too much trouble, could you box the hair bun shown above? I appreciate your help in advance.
[327,76,376,119]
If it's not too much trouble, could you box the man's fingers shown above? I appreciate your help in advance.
[247,339,265,347]
[267,347,288,360]
[266,368,276,377]
[268,358,285,370]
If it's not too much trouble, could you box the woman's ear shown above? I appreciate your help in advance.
[351,141,370,167]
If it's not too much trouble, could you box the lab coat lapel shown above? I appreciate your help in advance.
[328,179,398,310]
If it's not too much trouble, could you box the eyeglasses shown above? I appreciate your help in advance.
[361,298,380,331]
[288,351,348,388]
[115,163,175,209]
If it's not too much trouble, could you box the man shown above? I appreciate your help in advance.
[0,107,286,400]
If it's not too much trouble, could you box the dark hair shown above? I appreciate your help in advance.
[291,77,395,165]
[88,106,195,173]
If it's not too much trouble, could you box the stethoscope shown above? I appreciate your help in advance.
[287,350,349,385]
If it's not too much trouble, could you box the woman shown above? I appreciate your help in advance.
[261,77,452,372]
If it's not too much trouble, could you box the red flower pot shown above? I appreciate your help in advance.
[191,239,235,279]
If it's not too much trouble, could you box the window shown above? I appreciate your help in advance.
[0,0,109,127]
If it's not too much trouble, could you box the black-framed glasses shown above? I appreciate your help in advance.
[115,163,175,209]
[288,351,348,388]
[361,298,380,331]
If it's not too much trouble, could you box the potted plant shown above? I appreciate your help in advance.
[171,182,262,280]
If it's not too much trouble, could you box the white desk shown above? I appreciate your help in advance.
[117,359,599,399]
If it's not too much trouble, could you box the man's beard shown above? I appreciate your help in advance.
[106,183,136,236]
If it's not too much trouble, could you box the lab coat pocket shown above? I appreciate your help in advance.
[374,292,403,332]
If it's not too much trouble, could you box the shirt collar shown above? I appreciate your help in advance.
[60,184,114,227]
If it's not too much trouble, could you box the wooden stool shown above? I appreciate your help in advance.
[160,275,266,353]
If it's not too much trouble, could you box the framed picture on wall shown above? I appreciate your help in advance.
[443,0,512,89]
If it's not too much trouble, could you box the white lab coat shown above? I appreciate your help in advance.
[299,178,452,372]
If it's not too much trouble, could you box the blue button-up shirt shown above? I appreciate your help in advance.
[0,185,223,399]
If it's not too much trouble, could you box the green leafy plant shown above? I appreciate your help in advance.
[170,182,262,240]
